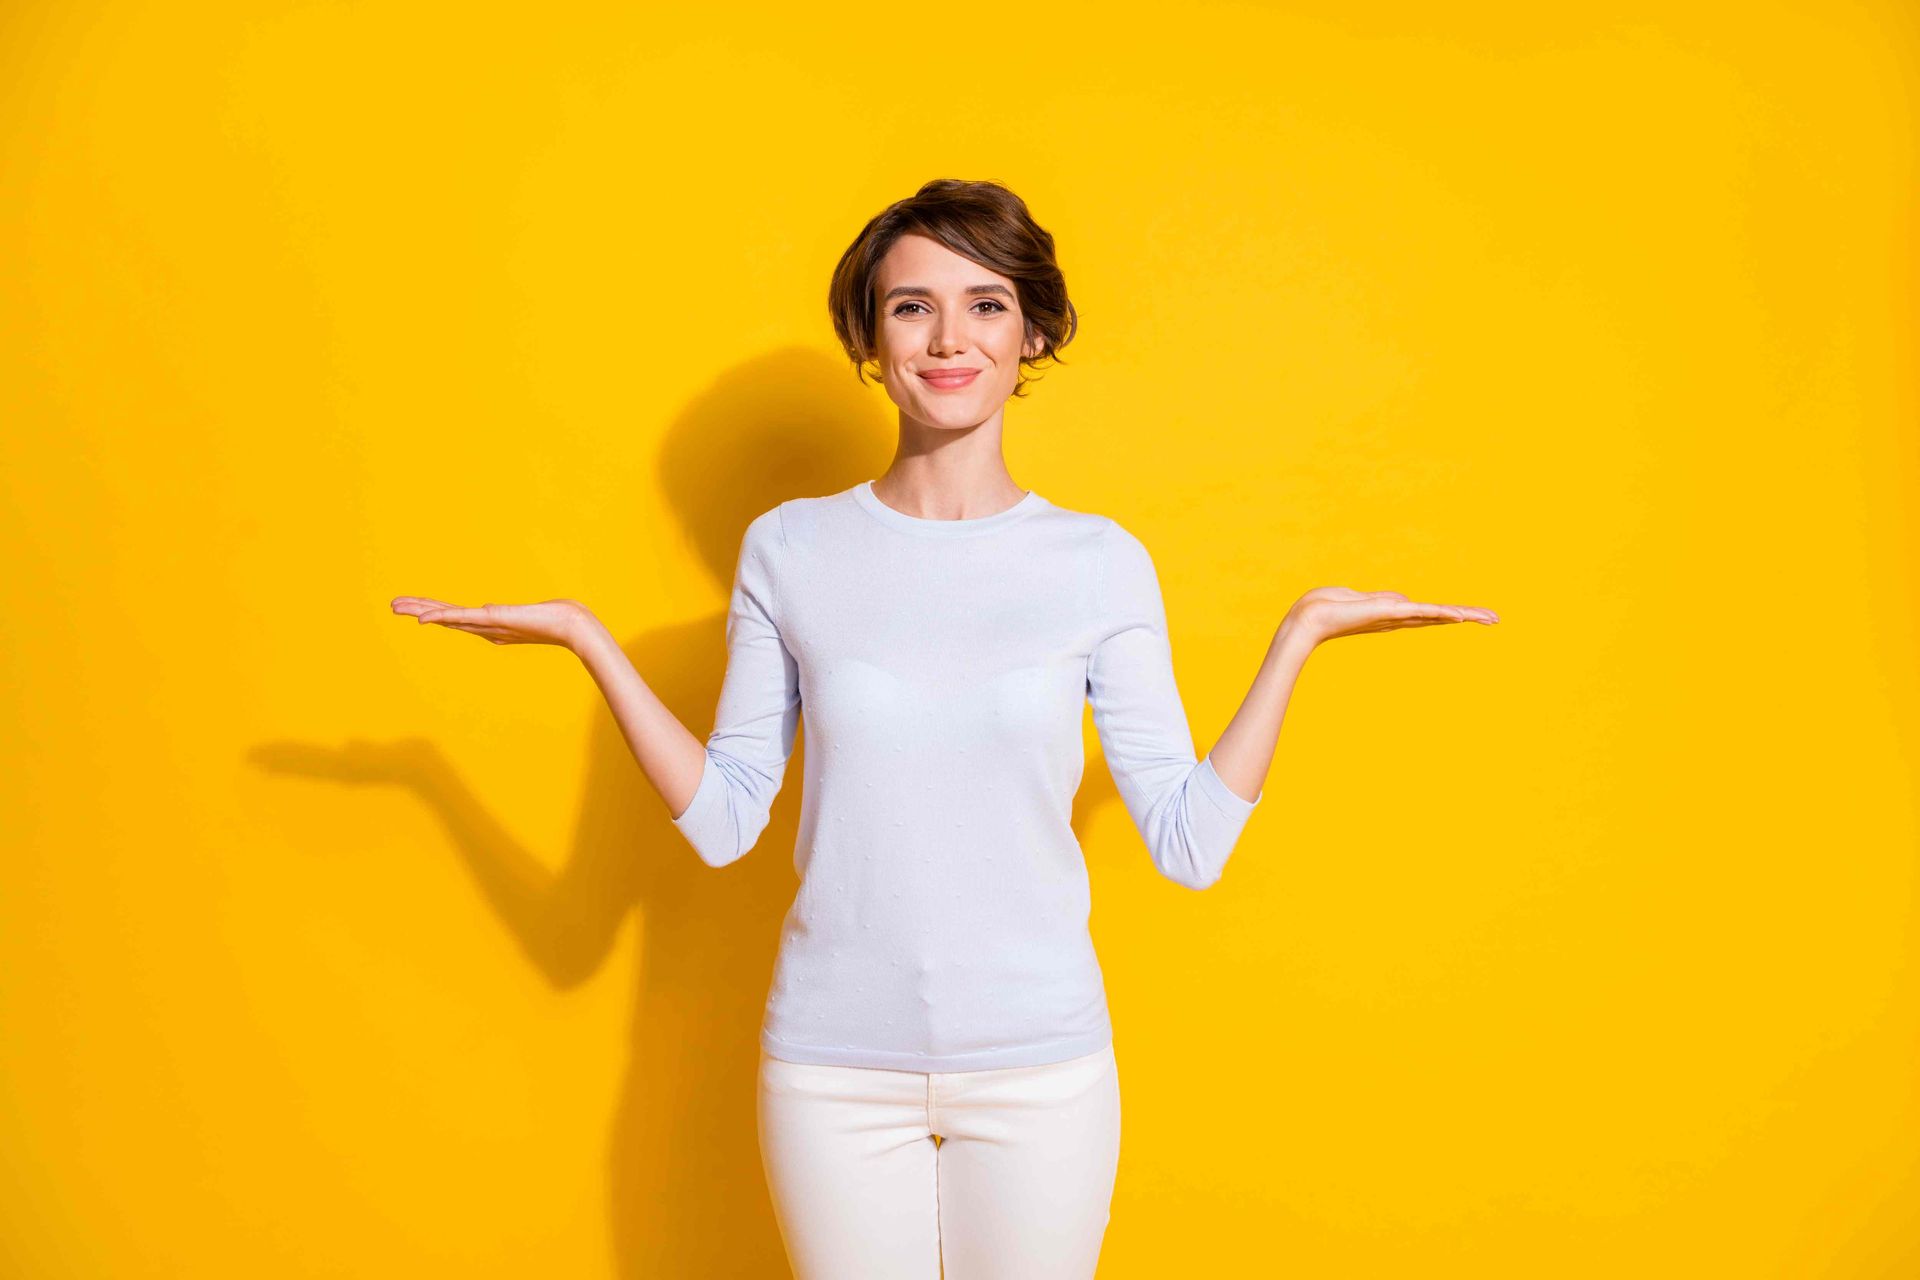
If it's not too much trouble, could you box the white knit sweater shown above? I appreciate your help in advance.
[670,480,1263,1071]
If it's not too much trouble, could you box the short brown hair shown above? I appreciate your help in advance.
[827,179,1077,399]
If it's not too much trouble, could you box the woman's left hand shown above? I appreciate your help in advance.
[1282,587,1499,648]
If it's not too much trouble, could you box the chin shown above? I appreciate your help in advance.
[933,403,995,426]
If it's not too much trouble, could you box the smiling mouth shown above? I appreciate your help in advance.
[918,370,981,390]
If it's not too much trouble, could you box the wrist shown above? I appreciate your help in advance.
[1272,616,1319,663]
[565,608,616,660]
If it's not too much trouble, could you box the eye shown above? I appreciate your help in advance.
[888,298,1011,317]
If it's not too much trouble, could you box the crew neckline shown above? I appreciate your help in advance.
[851,480,1048,537]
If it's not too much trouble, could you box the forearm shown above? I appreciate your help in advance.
[1205,619,1316,805]
[570,617,709,820]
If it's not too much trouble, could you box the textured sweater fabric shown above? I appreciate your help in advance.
[669,480,1264,1071]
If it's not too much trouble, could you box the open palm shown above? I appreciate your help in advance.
[389,596,593,649]
[1287,587,1499,645]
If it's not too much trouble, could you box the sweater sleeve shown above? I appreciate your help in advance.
[1085,519,1261,890]
[669,506,801,868]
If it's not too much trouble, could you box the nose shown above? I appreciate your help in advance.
[929,310,969,357]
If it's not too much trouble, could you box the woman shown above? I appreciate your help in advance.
[392,178,1497,1278]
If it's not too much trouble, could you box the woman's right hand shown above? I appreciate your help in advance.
[390,596,601,652]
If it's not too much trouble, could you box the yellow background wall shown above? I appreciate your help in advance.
[3,2,1914,1276]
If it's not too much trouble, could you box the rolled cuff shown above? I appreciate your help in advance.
[669,753,736,867]
[1197,750,1262,821]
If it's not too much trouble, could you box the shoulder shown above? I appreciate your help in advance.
[1030,504,1162,620]
[1073,511,1166,630]
[1086,512,1157,579]
[1001,495,1162,584]
[1022,495,1139,560]
[737,503,787,560]
[758,488,856,552]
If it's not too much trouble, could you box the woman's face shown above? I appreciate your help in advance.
[870,232,1040,430]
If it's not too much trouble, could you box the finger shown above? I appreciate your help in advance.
[1363,618,1450,632]
[428,619,509,641]
[1368,602,1456,622]
[393,596,460,616]
[1381,610,1494,630]
[418,607,489,625]
[1368,610,1461,630]
[1383,599,1496,623]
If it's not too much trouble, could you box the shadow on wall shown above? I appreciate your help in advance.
[250,344,1125,1278]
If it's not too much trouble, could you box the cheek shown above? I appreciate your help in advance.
[1002,324,1035,368]
[996,333,1029,380]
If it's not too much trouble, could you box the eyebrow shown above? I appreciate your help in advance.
[882,283,1016,302]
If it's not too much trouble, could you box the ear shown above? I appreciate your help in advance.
[1021,323,1046,361]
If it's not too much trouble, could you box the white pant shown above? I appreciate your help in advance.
[756,1042,1122,1279]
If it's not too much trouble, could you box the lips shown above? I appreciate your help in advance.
[918,368,981,390]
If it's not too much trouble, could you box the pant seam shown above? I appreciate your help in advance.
[930,1070,946,1278]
